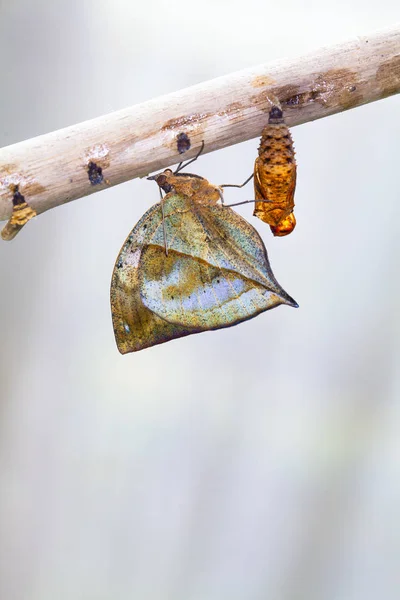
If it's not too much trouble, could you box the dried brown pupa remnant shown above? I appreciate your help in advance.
[84,144,110,186]
[253,106,297,237]
[87,161,104,185]
[1,185,37,241]
[176,132,191,154]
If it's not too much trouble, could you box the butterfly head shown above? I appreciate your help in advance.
[147,169,174,193]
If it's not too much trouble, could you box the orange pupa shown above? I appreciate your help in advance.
[253,106,297,237]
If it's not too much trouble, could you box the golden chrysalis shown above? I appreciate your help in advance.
[253,106,297,237]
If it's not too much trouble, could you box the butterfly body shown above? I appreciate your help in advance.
[253,107,297,237]
[111,171,297,353]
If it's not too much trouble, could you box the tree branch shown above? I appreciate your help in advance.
[0,25,399,224]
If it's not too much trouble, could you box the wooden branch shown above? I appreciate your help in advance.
[0,25,399,226]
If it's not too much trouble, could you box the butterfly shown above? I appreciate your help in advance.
[110,164,298,354]
[253,106,297,237]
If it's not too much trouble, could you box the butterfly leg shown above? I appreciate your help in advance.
[175,140,205,173]
[220,173,254,189]
[223,198,273,208]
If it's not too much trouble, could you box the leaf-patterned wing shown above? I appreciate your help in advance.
[111,201,206,353]
[139,245,284,328]
[139,196,297,328]
[198,202,295,298]
[111,193,297,353]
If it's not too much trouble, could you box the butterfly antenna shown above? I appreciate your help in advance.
[175,141,205,173]
[159,188,168,256]
[220,173,254,189]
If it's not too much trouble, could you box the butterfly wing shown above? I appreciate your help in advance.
[111,201,207,353]
[140,195,297,328]
[111,194,297,353]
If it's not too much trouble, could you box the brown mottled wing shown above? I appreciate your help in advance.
[111,202,205,354]
[111,194,297,354]
[139,195,297,327]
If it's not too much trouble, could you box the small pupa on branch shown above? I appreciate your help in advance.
[1,185,37,241]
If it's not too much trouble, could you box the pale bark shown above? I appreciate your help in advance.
[0,25,399,224]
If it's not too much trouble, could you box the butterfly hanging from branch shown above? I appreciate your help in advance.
[110,144,297,354]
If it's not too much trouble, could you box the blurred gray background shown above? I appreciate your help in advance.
[0,1,399,599]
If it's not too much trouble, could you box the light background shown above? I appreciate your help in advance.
[0,2,399,599]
